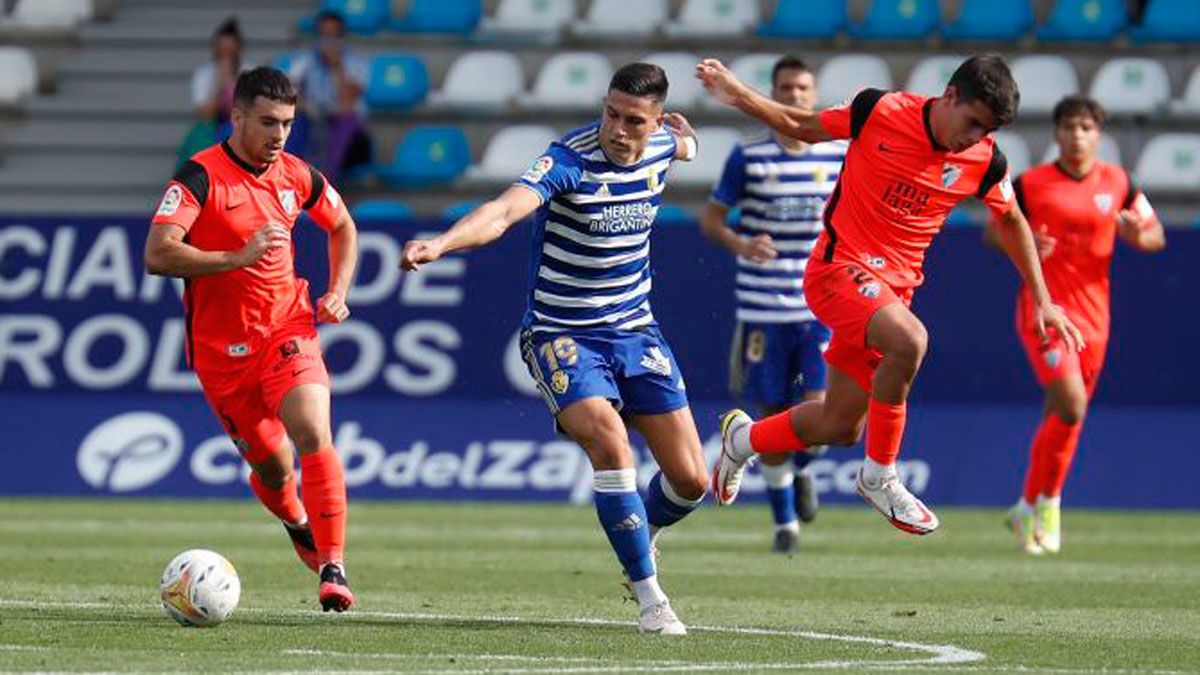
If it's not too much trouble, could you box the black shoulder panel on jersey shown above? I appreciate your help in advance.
[173,160,210,207]
[1120,166,1138,209]
[850,88,887,139]
[1012,174,1026,214]
[302,163,325,211]
[976,145,1009,199]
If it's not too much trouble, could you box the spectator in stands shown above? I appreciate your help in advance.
[192,17,245,138]
[288,9,372,184]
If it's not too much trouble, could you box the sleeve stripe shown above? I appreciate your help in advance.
[1120,167,1138,210]
[976,145,1009,199]
[850,88,886,139]
[302,163,325,211]
[1012,175,1027,214]
[172,160,209,207]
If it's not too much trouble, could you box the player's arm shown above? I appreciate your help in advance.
[662,112,698,161]
[144,221,289,278]
[983,176,1055,259]
[401,185,542,271]
[303,166,358,323]
[701,147,776,262]
[695,58,833,144]
[1116,190,1166,253]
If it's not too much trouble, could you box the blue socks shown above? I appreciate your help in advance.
[593,469,655,582]
[762,461,798,527]
[644,471,703,529]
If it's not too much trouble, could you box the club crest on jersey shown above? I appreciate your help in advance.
[551,370,570,395]
[277,189,297,215]
[1043,348,1062,369]
[941,163,963,188]
[647,168,659,190]
[1094,193,1113,213]
[859,281,882,299]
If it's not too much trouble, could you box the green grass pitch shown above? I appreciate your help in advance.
[1,498,1198,673]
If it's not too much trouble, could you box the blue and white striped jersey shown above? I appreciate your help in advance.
[711,135,847,324]
[516,122,677,334]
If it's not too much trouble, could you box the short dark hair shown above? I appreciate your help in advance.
[1052,94,1108,128]
[771,56,813,87]
[234,67,298,108]
[213,16,242,43]
[947,54,1020,127]
[315,9,347,34]
[609,63,669,103]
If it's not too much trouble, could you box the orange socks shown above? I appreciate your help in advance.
[300,447,348,566]
[249,471,306,526]
[749,409,807,454]
[1027,415,1082,499]
[865,400,906,466]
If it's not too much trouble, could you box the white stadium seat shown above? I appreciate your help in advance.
[662,0,759,38]
[1134,133,1200,191]
[0,47,38,105]
[817,54,893,109]
[428,51,523,111]
[1089,57,1171,116]
[464,125,559,183]
[906,55,966,97]
[523,51,611,111]
[11,0,92,28]
[1169,64,1200,118]
[668,126,742,186]
[1041,135,1123,167]
[701,53,781,111]
[572,0,668,38]
[477,0,576,41]
[1011,55,1079,116]
[638,52,702,109]
[993,131,1032,178]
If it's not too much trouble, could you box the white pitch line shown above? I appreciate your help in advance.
[0,598,986,671]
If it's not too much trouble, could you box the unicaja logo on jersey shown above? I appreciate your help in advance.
[77,412,183,492]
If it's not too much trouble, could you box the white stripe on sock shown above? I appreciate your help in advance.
[594,468,637,493]
[761,462,795,489]
[660,474,704,507]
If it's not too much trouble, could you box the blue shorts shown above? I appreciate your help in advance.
[521,326,689,421]
[730,320,831,409]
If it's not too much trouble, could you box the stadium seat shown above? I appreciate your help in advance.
[993,131,1032,178]
[464,125,559,183]
[817,54,893,108]
[656,204,695,226]
[477,0,576,41]
[524,52,611,111]
[442,201,481,221]
[701,53,781,111]
[10,0,92,28]
[310,0,390,35]
[1036,0,1126,41]
[1040,134,1122,166]
[638,52,702,108]
[662,0,759,38]
[851,0,939,39]
[945,205,979,227]
[942,0,1034,40]
[669,127,741,185]
[757,0,846,37]
[571,0,667,37]
[905,55,965,97]
[1134,134,1200,191]
[1129,0,1200,42]
[377,126,471,188]
[428,51,523,112]
[1011,55,1079,115]
[350,199,412,223]
[391,0,482,34]
[0,47,38,105]
[1169,65,1200,118]
[1089,58,1171,116]
[365,54,430,109]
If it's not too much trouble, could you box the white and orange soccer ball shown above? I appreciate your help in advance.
[158,549,240,627]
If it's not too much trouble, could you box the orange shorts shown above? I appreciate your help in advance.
[804,258,912,392]
[196,330,330,464]
[1017,321,1107,397]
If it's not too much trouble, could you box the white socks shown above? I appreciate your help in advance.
[761,462,795,489]
[730,422,753,461]
[860,457,895,488]
[632,575,668,610]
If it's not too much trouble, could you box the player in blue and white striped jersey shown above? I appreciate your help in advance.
[402,64,704,635]
[700,56,846,554]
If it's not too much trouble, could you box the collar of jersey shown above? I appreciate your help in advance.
[221,140,269,177]
[921,100,948,153]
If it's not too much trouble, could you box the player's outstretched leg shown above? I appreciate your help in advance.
[247,448,320,573]
[633,408,707,554]
[791,446,827,524]
[643,472,704,551]
[760,455,799,553]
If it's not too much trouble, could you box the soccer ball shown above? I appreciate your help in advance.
[158,549,240,627]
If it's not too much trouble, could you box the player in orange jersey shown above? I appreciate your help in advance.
[985,95,1165,555]
[144,67,359,611]
[698,54,1084,535]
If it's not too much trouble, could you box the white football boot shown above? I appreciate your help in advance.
[855,465,939,535]
[1005,502,1044,555]
[638,601,687,635]
[1036,497,1062,553]
[712,409,754,505]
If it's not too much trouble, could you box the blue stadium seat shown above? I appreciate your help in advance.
[365,54,430,109]
[378,126,471,188]
[851,0,939,39]
[757,0,846,38]
[442,201,481,221]
[1036,0,1126,41]
[391,0,482,34]
[301,0,391,35]
[942,0,1034,40]
[350,199,412,223]
[1129,0,1200,42]
[655,204,694,226]
[945,205,979,228]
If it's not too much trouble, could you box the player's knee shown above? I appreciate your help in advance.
[1053,398,1087,426]
[892,323,928,367]
[255,465,293,490]
[670,471,708,502]
[827,422,865,447]
[572,416,630,468]
[287,422,331,455]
